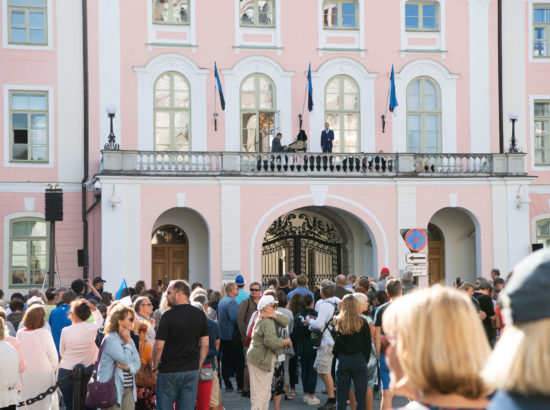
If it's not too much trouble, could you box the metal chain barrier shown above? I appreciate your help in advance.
[17,370,73,407]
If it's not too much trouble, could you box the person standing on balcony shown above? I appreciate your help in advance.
[321,122,334,153]
[271,133,286,152]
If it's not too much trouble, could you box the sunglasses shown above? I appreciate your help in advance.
[250,288,261,292]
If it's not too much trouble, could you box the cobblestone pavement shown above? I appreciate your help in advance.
[222,381,410,409]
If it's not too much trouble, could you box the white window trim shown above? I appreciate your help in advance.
[3,212,45,290]
[531,213,550,243]
[134,53,209,152]
[222,56,294,151]
[3,84,54,168]
[146,0,197,50]
[400,0,446,57]
[2,0,53,50]
[530,95,550,170]
[529,1,550,63]
[392,59,458,153]
[318,0,365,55]
[309,57,377,153]
[234,0,281,52]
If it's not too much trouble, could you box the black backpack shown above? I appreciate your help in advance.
[310,301,339,347]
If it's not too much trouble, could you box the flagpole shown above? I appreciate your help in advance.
[213,84,218,132]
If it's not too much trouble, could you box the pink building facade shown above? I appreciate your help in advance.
[1,0,547,294]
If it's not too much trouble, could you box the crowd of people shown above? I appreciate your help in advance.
[0,250,549,410]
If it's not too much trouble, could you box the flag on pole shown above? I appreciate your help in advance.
[307,63,314,112]
[116,279,127,300]
[214,62,226,111]
[389,64,398,112]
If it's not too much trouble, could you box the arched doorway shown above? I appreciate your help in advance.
[262,212,342,288]
[152,225,189,286]
[427,223,444,285]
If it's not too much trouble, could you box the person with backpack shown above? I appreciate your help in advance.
[294,293,320,406]
[306,281,340,410]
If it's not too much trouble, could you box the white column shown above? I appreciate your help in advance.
[98,0,121,149]
[491,180,509,274]
[468,0,491,153]
[221,184,241,279]
[506,181,531,269]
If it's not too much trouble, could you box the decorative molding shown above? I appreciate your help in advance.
[177,193,186,207]
[310,185,329,206]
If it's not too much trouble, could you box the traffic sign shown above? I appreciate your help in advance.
[406,264,428,276]
[405,229,428,252]
[406,253,427,264]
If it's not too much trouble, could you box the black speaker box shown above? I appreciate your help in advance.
[532,243,544,252]
[77,249,89,267]
[45,190,63,221]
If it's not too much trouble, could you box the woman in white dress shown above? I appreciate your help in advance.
[16,305,58,410]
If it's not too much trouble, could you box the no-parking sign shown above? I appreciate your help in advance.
[405,229,427,252]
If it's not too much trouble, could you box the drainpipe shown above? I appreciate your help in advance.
[498,0,504,153]
[81,0,90,280]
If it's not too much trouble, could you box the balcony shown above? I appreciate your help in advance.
[101,151,527,177]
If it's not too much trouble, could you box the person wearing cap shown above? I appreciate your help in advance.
[247,295,291,410]
[376,267,390,292]
[92,277,106,295]
[483,249,550,409]
[234,275,250,305]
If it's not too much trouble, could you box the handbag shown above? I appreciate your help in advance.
[85,339,116,409]
[135,343,156,388]
[199,366,214,382]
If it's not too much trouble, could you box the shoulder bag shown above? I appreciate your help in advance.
[135,342,156,388]
[85,339,117,409]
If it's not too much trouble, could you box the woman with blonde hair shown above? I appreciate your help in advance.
[332,294,372,410]
[382,286,491,409]
[16,305,58,410]
[97,305,141,410]
[483,249,550,409]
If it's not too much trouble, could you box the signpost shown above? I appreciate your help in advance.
[405,229,428,252]
[406,253,427,264]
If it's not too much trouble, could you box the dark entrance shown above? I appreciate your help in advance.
[262,212,342,288]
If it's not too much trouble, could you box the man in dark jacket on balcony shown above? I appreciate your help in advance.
[321,122,334,153]
[271,132,286,152]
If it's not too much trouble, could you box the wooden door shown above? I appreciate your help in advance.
[151,226,189,287]
[428,223,445,285]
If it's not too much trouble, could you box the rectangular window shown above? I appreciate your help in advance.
[323,1,357,29]
[240,0,274,27]
[535,100,550,165]
[10,91,49,162]
[152,0,190,25]
[406,2,439,31]
[10,219,48,287]
[534,5,550,57]
[8,0,47,45]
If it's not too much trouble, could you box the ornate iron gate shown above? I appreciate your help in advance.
[262,212,342,288]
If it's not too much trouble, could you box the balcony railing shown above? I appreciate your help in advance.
[101,150,527,177]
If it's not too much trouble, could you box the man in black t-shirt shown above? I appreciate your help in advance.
[152,280,209,409]
[474,279,496,343]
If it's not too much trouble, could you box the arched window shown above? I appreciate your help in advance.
[10,218,48,286]
[407,77,441,153]
[324,75,360,152]
[240,74,275,152]
[154,72,191,151]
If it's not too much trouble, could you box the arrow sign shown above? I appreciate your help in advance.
[406,253,427,264]
[405,229,428,252]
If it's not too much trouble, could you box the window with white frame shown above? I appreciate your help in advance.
[8,0,47,45]
[241,74,275,152]
[154,72,191,151]
[323,0,357,29]
[152,0,189,25]
[407,77,441,153]
[325,75,360,152]
[535,100,550,165]
[534,5,550,57]
[10,218,48,287]
[536,219,550,247]
[240,0,274,27]
[405,1,439,31]
[10,91,48,162]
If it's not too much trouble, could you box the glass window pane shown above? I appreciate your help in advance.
[424,80,438,111]
[173,0,189,24]
[258,0,272,25]
[174,111,189,129]
[12,144,28,160]
[11,10,25,25]
[344,113,359,130]
[534,7,550,23]
[326,78,339,93]
[31,145,46,160]
[155,111,170,128]
[11,270,27,285]
[12,94,29,110]
[343,94,358,110]
[326,93,340,110]
[29,221,46,237]
[29,94,47,110]
[155,128,170,146]
[341,3,356,27]
[12,113,28,131]
[12,240,28,256]
[259,78,274,110]
[10,27,26,43]
[241,0,255,25]
[29,29,45,43]
[535,102,550,117]
[31,240,47,255]
[31,130,47,145]
[242,113,257,152]
[29,11,44,28]
[324,3,338,27]
[12,221,29,237]
[408,80,421,110]
[31,113,47,129]
[405,4,419,28]
[173,90,190,108]
[343,78,357,93]
[173,74,188,91]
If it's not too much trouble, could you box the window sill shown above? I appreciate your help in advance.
[232,45,282,51]
[405,29,440,33]
[146,42,198,48]
[152,22,190,27]
[317,47,366,52]
[400,48,447,53]
[323,27,359,31]
[240,24,276,29]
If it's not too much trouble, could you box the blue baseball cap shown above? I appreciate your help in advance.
[235,274,245,285]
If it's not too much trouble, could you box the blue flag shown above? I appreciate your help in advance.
[307,63,314,112]
[116,279,127,300]
[214,62,226,111]
[389,64,398,112]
